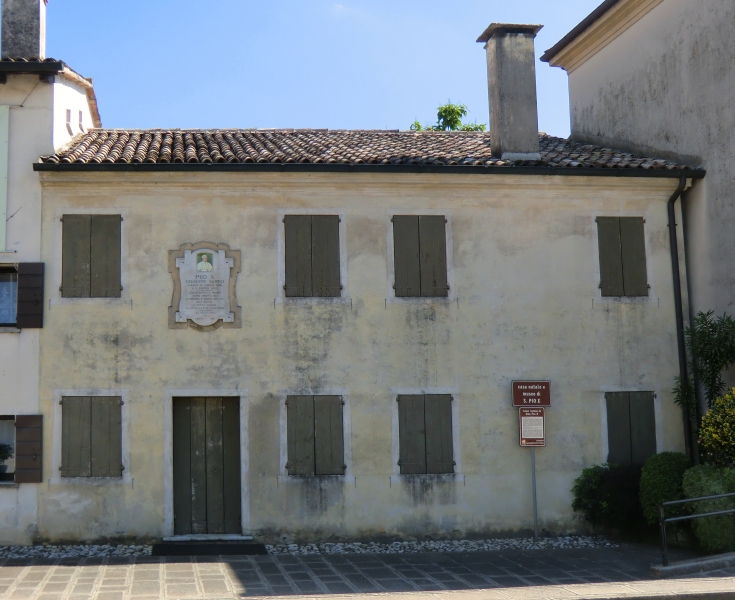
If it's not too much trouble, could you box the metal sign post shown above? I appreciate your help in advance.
[514,384,549,545]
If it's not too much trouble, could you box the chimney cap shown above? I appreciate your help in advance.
[477,23,543,44]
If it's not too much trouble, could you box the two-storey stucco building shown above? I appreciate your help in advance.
[0,1,706,544]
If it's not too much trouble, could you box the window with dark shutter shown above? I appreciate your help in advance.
[62,214,122,299]
[0,266,17,326]
[61,397,122,478]
[393,216,448,298]
[284,215,341,298]
[597,217,648,297]
[14,415,42,483]
[286,395,345,476]
[398,394,454,475]
[605,391,656,466]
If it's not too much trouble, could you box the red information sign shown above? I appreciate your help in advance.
[519,407,545,447]
[512,381,551,407]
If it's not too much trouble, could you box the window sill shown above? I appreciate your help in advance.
[50,476,132,487]
[278,475,355,485]
[0,327,20,333]
[593,296,658,307]
[276,296,351,306]
[387,297,457,306]
[0,481,18,488]
[390,474,464,485]
[50,297,131,307]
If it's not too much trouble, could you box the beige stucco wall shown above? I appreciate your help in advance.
[565,0,735,334]
[36,171,687,543]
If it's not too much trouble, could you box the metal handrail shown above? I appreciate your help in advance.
[659,491,735,566]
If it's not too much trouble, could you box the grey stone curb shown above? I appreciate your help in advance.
[652,552,735,578]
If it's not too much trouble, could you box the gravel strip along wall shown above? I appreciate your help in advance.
[266,536,618,555]
[0,544,153,559]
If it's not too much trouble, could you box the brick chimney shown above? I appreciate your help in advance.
[477,23,543,161]
[2,0,47,59]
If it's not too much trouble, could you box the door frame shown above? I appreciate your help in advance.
[163,388,249,537]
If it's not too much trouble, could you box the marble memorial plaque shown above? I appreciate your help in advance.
[169,242,241,330]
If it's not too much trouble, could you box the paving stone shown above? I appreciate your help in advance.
[165,583,199,596]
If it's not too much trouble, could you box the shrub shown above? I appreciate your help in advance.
[640,452,691,525]
[0,443,11,463]
[682,465,735,553]
[572,464,643,531]
[700,389,735,466]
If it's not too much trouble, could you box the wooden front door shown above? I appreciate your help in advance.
[173,397,241,535]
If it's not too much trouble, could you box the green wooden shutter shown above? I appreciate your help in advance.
[62,215,91,298]
[90,397,122,477]
[425,395,454,474]
[205,397,225,534]
[90,215,122,298]
[630,391,656,466]
[597,217,624,297]
[620,217,648,297]
[284,215,313,297]
[606,392,632,465]
[419,216,449,297]
[393,216,421,297]
[287,395,315,475]
[14,415,42,483]
[314,396,345,475]
[61,397,92,477]
[398,395,426,474]
[312,216,341,297]
[15,263,44,329]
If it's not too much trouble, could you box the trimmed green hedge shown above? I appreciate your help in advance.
[640,452,691,525]
[682,465,735,553]
[572,464,643,531]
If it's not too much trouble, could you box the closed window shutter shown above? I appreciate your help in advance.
[90,397,122,477]
[425,395,454,474]
[61,214,91,298]
[14,415,42,483]
[606,392,632,465]
[311,216,341,297]
[393,216,421,297]
[15,263,44,328]
[398,395,426,474]
[620,217,648,297]
[630,391,656,466]
[61,397,92,477]
[287,395,315,475]
[597,217,625,297]
[419,216,448,297]
[314,396,345,475]
[90,215,122,298]
[284,216,312,297]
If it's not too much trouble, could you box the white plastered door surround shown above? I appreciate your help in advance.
[162,388,250,539]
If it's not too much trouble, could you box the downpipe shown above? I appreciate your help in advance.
[667,175,699,464]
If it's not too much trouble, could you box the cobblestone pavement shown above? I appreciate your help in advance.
[0,546,733,599]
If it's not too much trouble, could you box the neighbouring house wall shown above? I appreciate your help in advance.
[36,171,687,543]
[0,73,93,544]
[566,0,735,328]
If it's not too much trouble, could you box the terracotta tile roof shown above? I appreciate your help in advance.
[38,129,699,172]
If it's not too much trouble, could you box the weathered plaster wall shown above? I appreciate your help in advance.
[37,172,686,543]
[567,0,735,324]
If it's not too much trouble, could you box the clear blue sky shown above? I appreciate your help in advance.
[46,0,601,137]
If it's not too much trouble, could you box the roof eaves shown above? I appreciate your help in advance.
[540,0,622,63]
[32,161,707,179]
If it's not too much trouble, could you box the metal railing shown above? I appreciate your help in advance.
[659,492,735,566]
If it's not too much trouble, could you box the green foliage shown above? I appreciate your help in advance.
[675,311,735,412]
[0,443,12,464]
[682,465,735,553]
[700,389,735,466]
[639,452,691,525]
[572,464,644,530]
[410,103,486,132]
